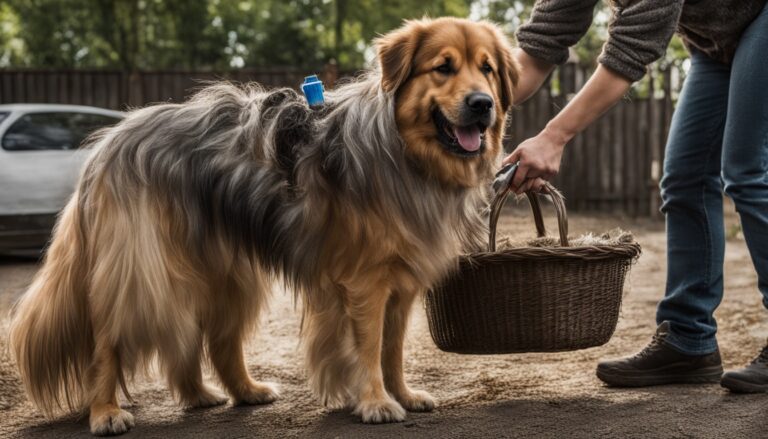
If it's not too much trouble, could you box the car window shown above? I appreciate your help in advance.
[0,112,8,124]
[1,112,120,151]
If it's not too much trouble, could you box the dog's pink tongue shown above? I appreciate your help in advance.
[453,125,481,152]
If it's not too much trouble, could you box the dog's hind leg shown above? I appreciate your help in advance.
[208,332,280,405]
[207,261,279,405]
[382,290,435,412]
[163,331,229,409]
[87,333,135,435]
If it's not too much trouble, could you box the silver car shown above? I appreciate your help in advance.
[0,104,123,252]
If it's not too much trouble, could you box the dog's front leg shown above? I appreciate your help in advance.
[382,290,436,412]
[348,287,407,423]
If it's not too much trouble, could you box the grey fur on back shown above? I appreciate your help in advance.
[78,72,488,291]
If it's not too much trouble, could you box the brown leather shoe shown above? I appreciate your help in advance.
[721,342,768,393]
[597,322,723,387]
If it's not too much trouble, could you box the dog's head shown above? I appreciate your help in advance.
[376,17,519,188]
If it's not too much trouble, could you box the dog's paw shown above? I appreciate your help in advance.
[235,381,280,405]
[90,406,135,436]
[396,389,436,412]
[185,387,229,409]
[353,397,406,424]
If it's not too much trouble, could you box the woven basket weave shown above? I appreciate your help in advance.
[425,182,641,355]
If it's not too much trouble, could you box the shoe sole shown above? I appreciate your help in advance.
[720,375,768,393]
[596,365,723,387]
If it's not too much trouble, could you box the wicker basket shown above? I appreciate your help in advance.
[425,181,641,355]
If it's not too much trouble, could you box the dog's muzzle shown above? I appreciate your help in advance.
[434,92,494,158]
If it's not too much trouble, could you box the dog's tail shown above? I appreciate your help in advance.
[9,194,94,416]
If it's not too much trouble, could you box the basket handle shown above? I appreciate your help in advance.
[488,164,569,252]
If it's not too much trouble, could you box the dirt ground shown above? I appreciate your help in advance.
[2,201,767,438]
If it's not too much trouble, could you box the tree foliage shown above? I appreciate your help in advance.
[0,0,686,72]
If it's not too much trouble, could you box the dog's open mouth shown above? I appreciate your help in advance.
[433,108,487,157]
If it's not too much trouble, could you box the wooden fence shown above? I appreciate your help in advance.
[0,63,676,217]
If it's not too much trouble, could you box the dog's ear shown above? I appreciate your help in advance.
[494,36,520,112]
[375,21,425,93]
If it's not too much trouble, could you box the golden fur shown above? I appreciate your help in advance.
[9,17,518,435]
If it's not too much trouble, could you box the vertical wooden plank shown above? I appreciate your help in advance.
[126,71,141,109]
[512,104,524,154]
[175,72,187,103]
[536,75,551,178]
[0,72,11,103]
[632,100,642,217]
[107,72,117,109]
[624,101,637,217]
[618,100,629,215]
[22,72,31,102]
[9,71,17,102]
[599,106,612,212]
[84,71,94,106]
[40,72,49,103]
[637,99,649,216]
[557,65,576,209]
[571,66,587,211]
[93,72,104,108]
[57,72,67,104]
[1,72,7,103]
[161,72,173,102]
[113,71,121,109]
[581,119,595,211]
[25,72,36,103]
[523,89,535,140]
[167,72,181,102]
[69,71,80,105]
[611,101,624,214]
[46,72,55,103]
[145,73,159,104]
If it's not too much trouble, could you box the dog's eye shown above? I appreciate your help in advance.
[481,62,494,75]
[434,62,453,75]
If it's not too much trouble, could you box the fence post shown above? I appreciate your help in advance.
[322,61,339,89]
[126,70,143,109]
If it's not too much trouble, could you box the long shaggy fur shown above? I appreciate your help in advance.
[10,17,515,434]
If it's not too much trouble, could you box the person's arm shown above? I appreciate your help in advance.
[504,65,631,193]
[512,0,598,105]
[506,0,685,193]
[512,48,556,105]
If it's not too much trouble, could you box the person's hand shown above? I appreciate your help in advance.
[502,126,568,194]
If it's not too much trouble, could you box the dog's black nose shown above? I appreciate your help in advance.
[466,92,494,113]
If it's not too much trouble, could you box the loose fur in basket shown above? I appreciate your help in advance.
[496,229,635,250]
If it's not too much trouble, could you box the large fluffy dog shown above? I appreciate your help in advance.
[10,17,518,435]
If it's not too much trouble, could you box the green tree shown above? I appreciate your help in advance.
[0,0,687,73]
[0,2,24,67]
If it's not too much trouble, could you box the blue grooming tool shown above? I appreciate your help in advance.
[301,75,325,107]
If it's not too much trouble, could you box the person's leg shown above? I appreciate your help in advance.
[597,50,730,386]
[720,5,768,308]
[655,51,731,355]
[717,3,768,393]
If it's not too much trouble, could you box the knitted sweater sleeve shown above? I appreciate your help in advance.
[516,0,684,81]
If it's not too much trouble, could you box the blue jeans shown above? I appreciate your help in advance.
[656,3,768,355]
